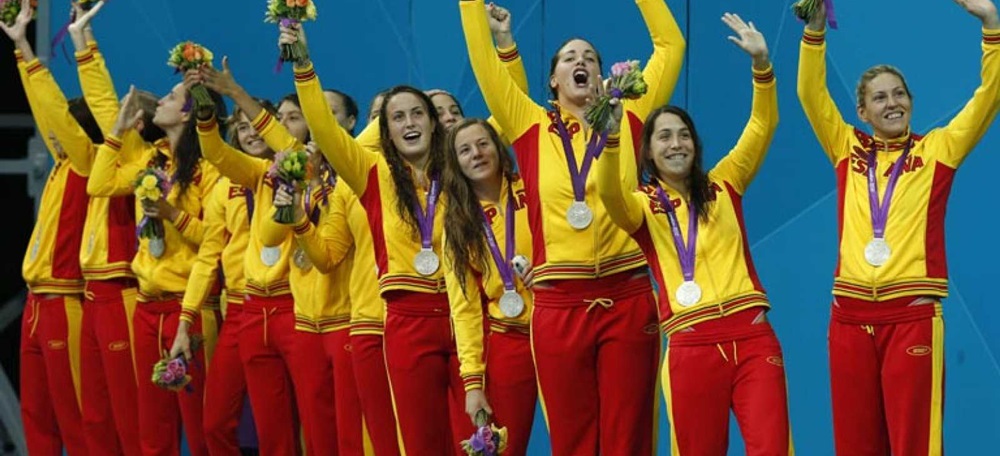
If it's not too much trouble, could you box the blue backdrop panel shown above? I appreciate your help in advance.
[38,0,1000,453]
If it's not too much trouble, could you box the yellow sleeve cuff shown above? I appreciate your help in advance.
[752,64,775,85]
[802,28,825,46]
[497,44,519,62]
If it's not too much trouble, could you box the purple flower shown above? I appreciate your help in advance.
[468,430,487,452]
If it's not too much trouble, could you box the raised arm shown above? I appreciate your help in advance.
[461,0,542,142]
[194,115,269,189]
[25,61,96,175]
[711,13,778,194]
[70,1,119,135]
[170,162,220,246]
[88,90,156,196]
[627,0,686,118]
[597,134,647,234]
[281,25,379,196]
[796,5,853,164]
[936,0,1000,166]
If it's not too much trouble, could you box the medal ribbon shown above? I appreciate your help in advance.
[654,186,698,281]
[552,110,609,202]
[413,176,441,250]
[866,140,911,239]
[480,184,516,291]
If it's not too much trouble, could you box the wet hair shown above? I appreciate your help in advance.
[226,98,278,151]
[377,85,447,236]
[426,90,466,117]
[67,98,103,144]
[856,65,912,107]
[548,37,603,101]
[442,118,515,296]
[639,105,713,222]
[325,89,359,134]
[131,90,167,144]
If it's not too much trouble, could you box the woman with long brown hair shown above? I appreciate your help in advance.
[442,118,537,455]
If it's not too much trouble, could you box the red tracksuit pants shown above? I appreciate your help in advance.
[829,296,944,456]
[663,308,792,456]
[530,270,660,456]
[239,294,338,456]
[350,333,401,456]
[483,328,537,456]
[133,298,219,456]
[383,292,474,455]
[324,328,368,455]
[204,302,247,456]
[80,280,141,456]
[20,292,88,456]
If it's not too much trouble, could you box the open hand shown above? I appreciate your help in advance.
[723,13,769,69]
[955,0,1000,28]
[0,0,34,43]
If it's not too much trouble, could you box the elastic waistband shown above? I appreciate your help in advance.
[138,299,181,314]
[832,296,940,325]
[668,308,773,346]
[226,291,245,306]
[488,319,530,336]
[138,290,185,303]
[244,294,295,313]
[385,291,449,317]
[85,279,138,299]
[532,270,652,308]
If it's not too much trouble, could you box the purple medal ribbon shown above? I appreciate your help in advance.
[480,185,516,291]
[866,140,911,239]
[824,0,839,29]
[552,110,609,202]
[414,177,441,250]
[245,190,255,222]
[654,186,698,281]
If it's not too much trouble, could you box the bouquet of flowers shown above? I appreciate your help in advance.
[167,41,215,111]
[267,149,311,223]
[585,60,648,132]
[0,0,36,27]
[265,0,318,64]
[151,336,202,392]
[78,0,99,11]
[460,410,508,456]
[791,0,837,29]
[134,167,172,257]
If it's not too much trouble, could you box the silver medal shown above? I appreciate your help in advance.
[148,237,165,259]
[260,246,281,267]
[499,290,525,318]
[566,201,593,230]
[864,238,891,267]
[293,247,312,270]
[414,248,440,276]
[675,280,702,307]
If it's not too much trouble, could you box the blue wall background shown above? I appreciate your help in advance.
[42,0,1000,453]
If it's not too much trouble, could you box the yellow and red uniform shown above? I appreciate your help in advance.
[443,176,537,455]
[798,27,1000,456]
[179,175,252,456]
[294,63,477,454]
[73,42,144,456]
[461,0,684,453]
[598,66,792,455]
[197,114,337,456]
[89,124,220,456]
[16,50,90,456]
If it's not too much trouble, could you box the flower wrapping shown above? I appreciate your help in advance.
[460,409,508,456]
[0,0,36,26]
[265,0,318,64]
[134,167,173,244]
[151,336,202,392]
[267,149,312,223]
[791,0,838,29]
[167,41,215,111]
[584,60,648,132]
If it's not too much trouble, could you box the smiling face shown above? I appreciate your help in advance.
[549,39,602,106]
[233,112,271,157]
[857,71,912,140]
[384,91,435,162]
[453,123,501,187]
[648,112,696,185]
